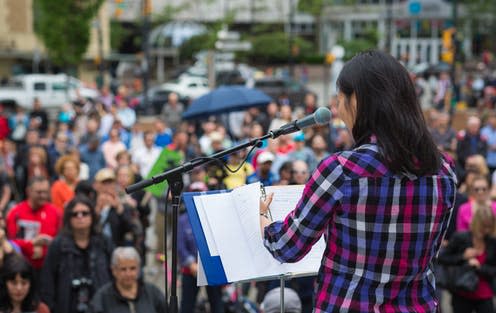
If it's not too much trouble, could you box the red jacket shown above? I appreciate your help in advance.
[6,201,61,269]
[0,116,9,139]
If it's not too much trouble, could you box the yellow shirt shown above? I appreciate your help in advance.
[223,162,254,189]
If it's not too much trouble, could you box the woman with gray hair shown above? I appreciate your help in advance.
[89,247,166,313]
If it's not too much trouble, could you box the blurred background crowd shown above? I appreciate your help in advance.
[0,0,495,312]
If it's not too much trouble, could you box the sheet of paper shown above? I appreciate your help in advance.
[197,192,257,282]
[265,185,325,276]
[197,253,208,286]
[194,196,219,256]
[265,185,305,220]
[230,183,282,276]
[195,183,325,284]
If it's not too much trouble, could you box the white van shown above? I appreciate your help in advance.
[0,74,99,110]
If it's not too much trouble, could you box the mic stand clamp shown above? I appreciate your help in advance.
[269,120,299,139]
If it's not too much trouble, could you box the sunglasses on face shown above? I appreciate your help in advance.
[71,211,91,218]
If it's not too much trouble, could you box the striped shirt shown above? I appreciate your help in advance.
[263,141,457,312]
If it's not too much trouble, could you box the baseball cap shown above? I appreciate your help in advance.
[262,287,301,313]
[257,151,275,164]
[209,131,223,143]
[94,168,116,182]
[293,132,305,142]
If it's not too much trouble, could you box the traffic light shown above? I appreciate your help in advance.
[325,53,335,65]
[441,27,455,64]
[442,27,455,50]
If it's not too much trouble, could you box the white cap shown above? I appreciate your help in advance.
[257,151,275,164]
[262,287,301,313]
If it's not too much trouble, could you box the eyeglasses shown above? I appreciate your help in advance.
[71,211,91,218]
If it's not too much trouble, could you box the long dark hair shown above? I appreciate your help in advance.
[0,254,40,312]
[336,50,441,175]
[62,195,99,236]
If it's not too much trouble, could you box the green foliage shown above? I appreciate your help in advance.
[251,24,284,35]
[247,32,314,64]
[153,3,191,25]
[300,54,326,64]
[297,0,325,17]
[338,28,379,60]
[297,0,357,16]
[34,0,104,67]
[110,21,132,52]
[179,33,216,61]
[460,0,496,37]
[338,39,376,60]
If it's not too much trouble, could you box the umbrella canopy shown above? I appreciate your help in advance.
[182,85,273,120]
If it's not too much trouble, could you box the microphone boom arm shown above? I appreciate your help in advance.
[125,133,271,194]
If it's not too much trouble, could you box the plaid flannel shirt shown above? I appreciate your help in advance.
[264,141,457,312]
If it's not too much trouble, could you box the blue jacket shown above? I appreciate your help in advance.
[79,144,106,180]
[178,212,197,270]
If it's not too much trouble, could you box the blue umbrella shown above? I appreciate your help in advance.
[182,85,273,120]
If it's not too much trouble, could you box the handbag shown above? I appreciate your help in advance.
[436,263,479,292]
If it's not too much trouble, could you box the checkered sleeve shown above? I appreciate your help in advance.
[263,154,346,263]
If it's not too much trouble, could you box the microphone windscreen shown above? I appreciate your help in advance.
[314,107,332,125]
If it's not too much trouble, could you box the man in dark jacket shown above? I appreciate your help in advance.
[29,97,49,136]
[456,116,488,172]
[89,247,166,313]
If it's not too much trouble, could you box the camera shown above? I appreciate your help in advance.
[72,277,93,313]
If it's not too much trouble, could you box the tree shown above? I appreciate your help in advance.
[247,32,314,64]
[338,27,379,60]
[458,0,496,53]
[34,0,104,69]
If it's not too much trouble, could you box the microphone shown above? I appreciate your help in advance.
[269,107,331,138]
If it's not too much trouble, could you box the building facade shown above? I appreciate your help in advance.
[0,0,111,81]
[320,0,472,67]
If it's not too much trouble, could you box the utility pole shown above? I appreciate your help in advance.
[288,0,295,79]
[96,17,105,89]
[451,0,459,103]
[142,0,152,115]
[385,0,393,53]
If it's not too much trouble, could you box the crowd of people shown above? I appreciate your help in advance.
[0,56,494,313]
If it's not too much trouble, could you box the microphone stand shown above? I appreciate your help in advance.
[126,134,270,313]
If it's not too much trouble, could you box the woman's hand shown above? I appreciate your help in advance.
[463,247,481,260]
[468,257,481,269]
[189,262,198,277]
[259,192,274,217]
[260,193,274,238]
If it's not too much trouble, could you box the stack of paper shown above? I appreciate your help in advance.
[186,182,325,286]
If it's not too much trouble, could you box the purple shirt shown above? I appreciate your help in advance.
[263,140,457,312]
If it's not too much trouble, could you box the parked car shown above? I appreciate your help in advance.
[253,77,311,107]
[0,74,99,110]
[161,76,210,100]
[133,86,190,115]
